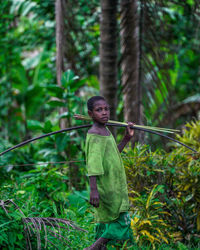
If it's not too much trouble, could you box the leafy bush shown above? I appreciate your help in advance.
[0,201,25,249]
[130,185,170,248]
[0,198,94,249]
[0,174,94,249]
[0,116,199,249]
[124,120,200,247]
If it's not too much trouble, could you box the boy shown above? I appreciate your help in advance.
[85,96,134,249]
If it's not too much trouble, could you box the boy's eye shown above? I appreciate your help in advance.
[95,107,110,112]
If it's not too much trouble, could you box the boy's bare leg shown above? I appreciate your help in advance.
[84,237,110,250]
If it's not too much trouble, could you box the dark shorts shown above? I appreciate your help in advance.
[95,212,132,242]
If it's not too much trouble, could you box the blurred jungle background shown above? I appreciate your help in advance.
[0,0,200,249]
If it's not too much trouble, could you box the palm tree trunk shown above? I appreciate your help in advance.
[56,0,65,87]
[100,0,118,127]
[56,0,66,129]
[120,0,143,143]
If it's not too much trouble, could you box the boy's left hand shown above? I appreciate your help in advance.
[125,122,135,138]
[118,122,135,152]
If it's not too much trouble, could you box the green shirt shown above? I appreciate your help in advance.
[85,131,130,223]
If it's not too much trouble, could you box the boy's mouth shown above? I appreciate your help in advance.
[101,117,108,121]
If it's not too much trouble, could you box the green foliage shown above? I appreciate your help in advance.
[130,185,170,248]
[0,67,93,189]
[48,69,88,126]
[0,120,199,248]
[0,162,93,249]
[176,120,200,153]
[142,1,200,125]
[0,0,55,143]
[0,0,200,248]
[0,206,25,249]
[0,198,94,249]
[124,120,200,247]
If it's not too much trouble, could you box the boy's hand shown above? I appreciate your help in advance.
[90,189,99,207]
[125,122,135,139]
[118,122,135,152]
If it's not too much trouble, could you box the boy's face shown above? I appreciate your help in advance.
[88,100,110,124]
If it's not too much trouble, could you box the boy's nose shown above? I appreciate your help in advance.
[102,109,107,114]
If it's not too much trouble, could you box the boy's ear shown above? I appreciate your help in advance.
[88,110,93,118]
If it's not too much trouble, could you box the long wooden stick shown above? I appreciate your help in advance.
[0,124,197,157]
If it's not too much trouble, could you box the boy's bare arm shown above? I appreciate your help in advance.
[89,176,99,207]
[118,122,134,153]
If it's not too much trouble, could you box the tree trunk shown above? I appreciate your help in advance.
[55,0,67,129]
[120,0,143,143]
[56,0,65,87]
[100,0,118,135]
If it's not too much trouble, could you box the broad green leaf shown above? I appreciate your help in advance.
[27,120,43,131]
[186,0,194,6]
[11,65,29,93]
[61,69,79,88]
[22,52,42,70]
[48,100,66,107]
[58,112,69,119]
[55,134,70,152]
[42,120,52,133]
[47,85,63,98]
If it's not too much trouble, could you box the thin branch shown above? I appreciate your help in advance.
[0,124,91,156]
[0,124,197,156]
[110,123,197,152]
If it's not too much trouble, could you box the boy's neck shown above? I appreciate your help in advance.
[90,122,110,136]
[93,121,106,129]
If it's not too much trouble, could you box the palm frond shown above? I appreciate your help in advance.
[22,217,87,250]
[0,200,87,250]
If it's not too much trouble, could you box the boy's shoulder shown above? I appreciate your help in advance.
[88,127,110,136]
[88,127,102,135]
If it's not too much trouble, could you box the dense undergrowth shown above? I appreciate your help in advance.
[0,120,199,249]
[124,120,200,248]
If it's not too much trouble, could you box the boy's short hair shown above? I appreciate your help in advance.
[87,96,106,111]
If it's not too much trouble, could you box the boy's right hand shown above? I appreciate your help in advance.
[90,189,99,207]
